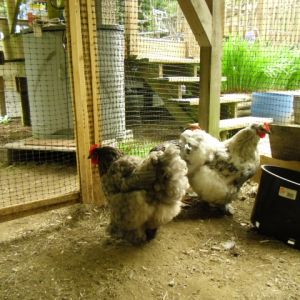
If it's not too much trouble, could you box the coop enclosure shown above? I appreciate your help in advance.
[0,0,299,220]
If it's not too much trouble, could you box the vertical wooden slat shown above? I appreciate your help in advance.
[223,0,227,36]
[86,0,101,144]
[6,0,21,34]
[256,0,264,40]
[125,0,139,57]
[224,0,299,45]
[287,1,294,44]
[290,2,296,44]
[245,0,249,36]
[251,0,256,31]
[86,0,106,203]
[237,0,242,37]
[199,0,224,137]
[294,1,300,44]
[0,77,6,116]
[229,0,235,36]
[265,0,270,41]
[67,0,104,205]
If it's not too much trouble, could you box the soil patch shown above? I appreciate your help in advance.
[0,181,299,300]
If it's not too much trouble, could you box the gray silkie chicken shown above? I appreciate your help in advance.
[89,143,189,245]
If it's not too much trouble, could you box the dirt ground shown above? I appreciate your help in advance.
[0,118,32,147]
[0,181,300,300]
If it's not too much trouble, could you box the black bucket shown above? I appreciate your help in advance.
[251,165,300,248]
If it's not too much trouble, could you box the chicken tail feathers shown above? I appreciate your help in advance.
[152,144,189,203]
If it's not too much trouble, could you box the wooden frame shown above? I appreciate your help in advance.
[125,0,139,57]
[178,0,224,137]
[6,0,21,34]
[67,0,105,205]
[0,192,79,223]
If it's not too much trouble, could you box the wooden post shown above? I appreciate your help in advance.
[177,0,212,47]
[67,0,104,205]
[125,0,139,57]
[47,0,63,19]
[178,0,224,137]
[6,0,21,34]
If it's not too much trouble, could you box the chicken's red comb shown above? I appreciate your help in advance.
[263,122,271,133]
[186,123,201,131]
[89,144,101,165]
[89,144,100,155]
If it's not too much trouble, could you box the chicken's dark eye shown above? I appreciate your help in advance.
[185,143,192,154]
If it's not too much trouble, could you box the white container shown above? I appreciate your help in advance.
[23,30,73,138]
[97,25,126,140]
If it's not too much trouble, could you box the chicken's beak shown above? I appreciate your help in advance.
[262,123,271,134]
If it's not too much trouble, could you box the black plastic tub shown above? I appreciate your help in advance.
[251,165,300,248]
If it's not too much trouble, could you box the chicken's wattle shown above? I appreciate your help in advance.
[258,132,266,138]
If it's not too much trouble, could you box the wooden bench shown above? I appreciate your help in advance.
[219,116,273,140]
[171,93,251,118]
[136,56,200,77]
[154,76,227,82]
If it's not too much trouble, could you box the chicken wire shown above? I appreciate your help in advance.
[96,0,299,151]
[1,0,299,216]
[223,0,300,125]
[0,0,78,212]
[95,0,201,157]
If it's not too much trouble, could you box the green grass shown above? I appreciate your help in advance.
[222,37,300,93]
[0,115,11,125]
[118,140,159,157]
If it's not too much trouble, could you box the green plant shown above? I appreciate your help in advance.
[222,37,300,92]
[118,140,158,157]
[0,115,11,124]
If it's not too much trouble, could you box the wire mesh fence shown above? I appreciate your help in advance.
[0,0,299,217]
[223,0,300,126]
[0,0,78,214]
[96,0,201,155]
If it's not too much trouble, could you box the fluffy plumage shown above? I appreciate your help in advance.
[180,123,270,214]
[89,144,189,244]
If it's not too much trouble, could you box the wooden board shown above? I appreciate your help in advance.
[269,123,300,161]
[153,76,227,83]
[219,116,273,131]
[24,138,76,148]
[136,56,200,64]
[252,155,300,183]
[4,138,76,152]
[171,93,251,105]
[0,192,79,223]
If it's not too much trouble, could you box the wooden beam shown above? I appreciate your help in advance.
[6,0,21,34]
[198,0,224,137]
[86,0,101,144]
[177,0,212,47]
[125,0,139,57]
[0,192,79,222]
[86,0,106,204]
[67,0,104,205]
[47,0,62,19]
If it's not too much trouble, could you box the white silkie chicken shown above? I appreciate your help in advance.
[180,123,271,214]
